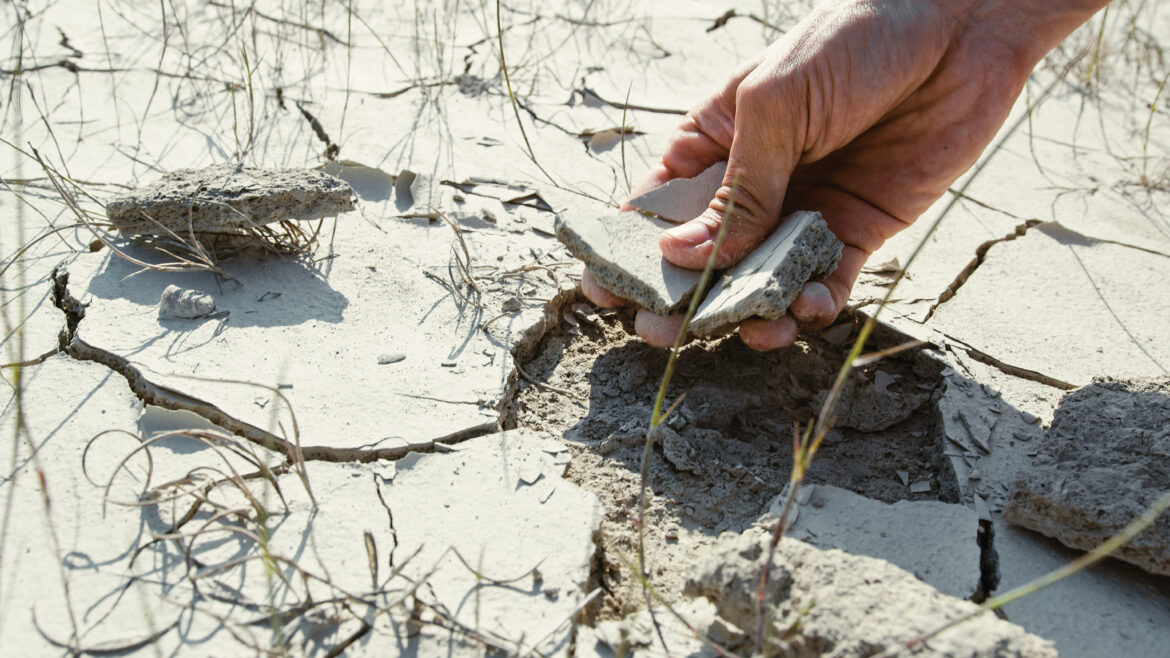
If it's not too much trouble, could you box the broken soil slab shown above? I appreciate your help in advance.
[1004,375,1170,576]
[925,222,1170,387]
[683,528,1055,657]
[106,163,356,236]
[378,429,600,655]
[556,209,843,332]
[783,484,981,599]
[62,203,570,456]
[992,518,1170,658]
[689,210,842,335]
[627,161,726,222]
[2,368,597,656]
[0,356,244,655]
[556,210,702,314]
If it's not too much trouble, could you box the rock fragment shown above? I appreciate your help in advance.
[1004,375,1170,576]
[685,529,1055,657]
[555,211,702,314]
[688,210,843,335]
[159,285,216,319]
[106,163,355,237]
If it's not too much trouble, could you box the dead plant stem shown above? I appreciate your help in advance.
[638,180,737,653]
[495,0,557,186]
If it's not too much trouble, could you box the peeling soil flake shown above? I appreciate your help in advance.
[106,163,355,236]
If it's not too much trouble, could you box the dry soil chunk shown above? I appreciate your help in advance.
[159,285,216,319]
[786,484,980,599]
[1004,376,1170,576]
[685,529,1055,657]
[106,163,355,236]
[627,161,726,222]
[555,211,702,314]
[689,210,843,335]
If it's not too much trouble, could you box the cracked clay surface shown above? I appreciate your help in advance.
[4,1,1170,656]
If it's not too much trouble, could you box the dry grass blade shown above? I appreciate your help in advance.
[850,339,927,368]
[496,0,558,186]
[32,609,179,656]
[155,372,315,508]
[868,488,1170,658]
[637,179,738,654]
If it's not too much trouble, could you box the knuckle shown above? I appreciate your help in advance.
[709,183,772,235]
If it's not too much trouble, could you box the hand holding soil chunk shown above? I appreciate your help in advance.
[581,0,1110,350]
[557,174,843,337]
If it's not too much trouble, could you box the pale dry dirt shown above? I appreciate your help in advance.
[3,0,1170,655]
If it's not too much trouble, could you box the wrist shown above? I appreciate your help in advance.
[960,0,1110,68]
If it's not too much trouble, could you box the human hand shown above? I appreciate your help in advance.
[583,0,1107,349]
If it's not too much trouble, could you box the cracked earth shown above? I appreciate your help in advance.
[3,1,1170,656]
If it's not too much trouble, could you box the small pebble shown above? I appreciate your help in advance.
[159,284,216,319]
[501,297,522,312]
[378,353,406,365]
[821,323,853,345]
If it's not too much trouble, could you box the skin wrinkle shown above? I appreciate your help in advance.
[585,0,1110,350]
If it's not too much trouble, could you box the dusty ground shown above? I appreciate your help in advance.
[2,0,1169,656]
[511,306,953,618]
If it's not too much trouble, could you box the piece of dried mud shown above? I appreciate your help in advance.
[628,161,726,222]
[555,210,702,315]
[106,163,355,237]
[1004,375,1170,576]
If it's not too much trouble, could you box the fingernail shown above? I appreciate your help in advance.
[664,221,714,247]
[792,282,832,320]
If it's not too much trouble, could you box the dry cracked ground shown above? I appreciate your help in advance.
[2,1,1169,656]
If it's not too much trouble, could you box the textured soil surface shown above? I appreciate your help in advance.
[509,304,953,617]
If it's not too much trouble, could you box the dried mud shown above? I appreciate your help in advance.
[508,306,954,618]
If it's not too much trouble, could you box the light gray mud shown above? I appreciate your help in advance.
[508,306,951,618]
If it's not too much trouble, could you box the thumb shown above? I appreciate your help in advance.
[659,73,805,270]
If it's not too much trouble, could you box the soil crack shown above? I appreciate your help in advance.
[924,219,1041,322]
[943,334,1075,390]
[48,264,503,463]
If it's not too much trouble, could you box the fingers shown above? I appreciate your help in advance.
[738,245,869,350]
[581,268,629,308]
[739,315,800,351]
[659,45,808,271]
[582,268,691,348]
[634,310,688,348]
